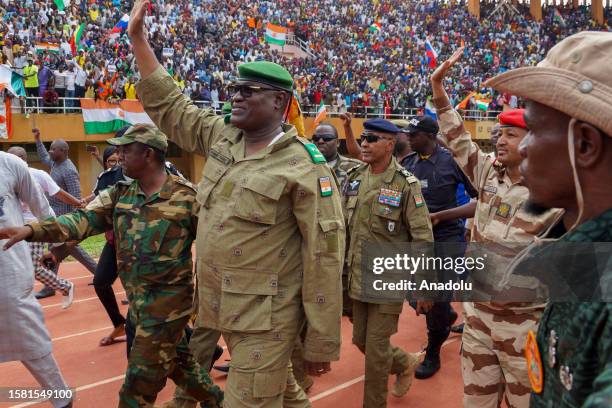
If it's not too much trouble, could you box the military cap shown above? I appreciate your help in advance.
[406,115,440,135]
[390,119,410,131]
[222,101,232,124]
[498,109,527,130]
[237,61,293,92]
[107,123,168,152]
[363,118,401,134]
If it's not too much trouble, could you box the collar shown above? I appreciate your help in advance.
[562,208,612,243]
[415,145,441,165]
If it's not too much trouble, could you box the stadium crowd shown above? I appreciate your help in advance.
[0,0,610,115]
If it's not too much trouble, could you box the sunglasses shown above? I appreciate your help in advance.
[229,84,280,98]
[312,134,337,142]
[360,133,392,144]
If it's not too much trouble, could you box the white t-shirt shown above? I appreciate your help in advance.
[22,168,58,222]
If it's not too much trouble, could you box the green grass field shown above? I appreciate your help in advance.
[71,234,106,259]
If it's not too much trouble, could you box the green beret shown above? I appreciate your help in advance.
[237,61,293,92]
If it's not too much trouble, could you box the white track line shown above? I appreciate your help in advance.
[311,375,365,401]
[52,326,114,342]
[42,291,125,309]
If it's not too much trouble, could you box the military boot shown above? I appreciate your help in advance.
[415,330,448,379]
[391,351,423,397]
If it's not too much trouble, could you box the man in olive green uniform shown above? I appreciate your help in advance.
[344,118,434,407]
[0,125,223,408]
[486,31,612,408]
[128,2,345,407]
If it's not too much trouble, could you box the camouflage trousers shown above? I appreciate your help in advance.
[462,302,542,408]
[352,300,410,408]
[223,329,310,408]
[118,315,223,408]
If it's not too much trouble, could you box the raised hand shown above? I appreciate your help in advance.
[128,0,149,39]
[32,128,41,141]
[339,112,353,127]
[431,47,464,84]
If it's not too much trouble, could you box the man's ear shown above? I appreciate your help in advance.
[574,121,604,169]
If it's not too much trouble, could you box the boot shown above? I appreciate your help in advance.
[415,328,448,379]
[391,351,423,397]
[35,286,56,299]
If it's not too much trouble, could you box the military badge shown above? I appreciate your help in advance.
[483,185,498,194]
[419,179,429,189]
[345,180,361,196]
[560,365,573,391]
[526,330,544,394]
[548,330,558,368]
[496,202,512,218]
[413,193,425,208]
[319,177,333,197]
[378,188,402,207]
[387,221,395,232]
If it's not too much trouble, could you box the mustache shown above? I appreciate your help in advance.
[524,200,551,216]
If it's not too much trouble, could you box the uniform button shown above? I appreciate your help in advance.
[579,80,593,94]
[270,278,278,288]
[273,332,282,340]
[231,314,240,323]
[233,248,243,256]
[298,189,306,197]
[289,159,298,166]
[218,223,224,231]
[316,294,326,304]
[279,249,287,258]
[223,276,231,286]
[211,301,219,312]
[251,350,262,360]
[253,214,261,222]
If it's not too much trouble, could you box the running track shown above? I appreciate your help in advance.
[0,261,464,407]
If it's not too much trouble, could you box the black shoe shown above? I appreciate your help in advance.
[209,345,224,371]
[35,287,56,299]
[415,355,441,379]
[451,323,464,334]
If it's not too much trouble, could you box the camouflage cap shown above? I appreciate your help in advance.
[237,61,293,91]
[107,124,168,152]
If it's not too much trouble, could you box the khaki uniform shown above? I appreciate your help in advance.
[435,104,562,408]
[136,66,345,408]
[344,159,433,407]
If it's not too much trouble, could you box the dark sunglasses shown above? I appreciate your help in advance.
[360,133,391,144]
[312,134,337,142]
[229,84,280,98]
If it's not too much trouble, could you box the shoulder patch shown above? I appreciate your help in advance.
[399,168,419,184]
[296,138,326,164]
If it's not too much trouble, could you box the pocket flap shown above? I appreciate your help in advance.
[221,269,278,296]
[244,176,286,201]
[319,219,343,233]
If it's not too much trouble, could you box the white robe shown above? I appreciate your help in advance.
[0,152,54,362]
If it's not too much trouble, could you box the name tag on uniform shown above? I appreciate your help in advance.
[378,188,402,207]
[496,202,512,218]
[319,177,333,197]
[483,185,498,194]
[345,180,361,196]
[419,179,429,189]
[209,149,232,165]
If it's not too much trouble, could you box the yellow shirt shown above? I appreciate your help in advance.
[23,65,39,88]
[124,83,136,99]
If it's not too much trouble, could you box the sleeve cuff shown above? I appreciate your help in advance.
[135,65,176,104]
[27,223,44,242]
[303,338,341,362]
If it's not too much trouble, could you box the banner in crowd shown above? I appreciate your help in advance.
[0,65,26,98]
[35,42,60,54]
[80,99,154,135]
[265,23,287,46]
[69,23,85,55]
[0,88,12,139]
[54,0,70,12]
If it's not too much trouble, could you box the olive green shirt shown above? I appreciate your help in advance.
[136,66,346,362]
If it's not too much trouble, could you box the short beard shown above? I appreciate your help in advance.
[524,199,551,216]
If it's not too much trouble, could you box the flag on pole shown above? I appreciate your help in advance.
[54,0,70,11]
[287,91,306,137]
[80,99,154,135]
[553,8,566,26]
[369,22,382,32]
[312,101,327,130]
[35,42,61,54]
[0,65,26,98]
[475,99,490,112]
[69,23,85,55]
[455,91,476,110]
[110,14,130,39]
[425,39,438,69]
[265,23,287,46]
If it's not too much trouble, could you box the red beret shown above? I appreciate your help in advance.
[498,109,527,130]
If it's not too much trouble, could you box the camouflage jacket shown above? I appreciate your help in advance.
[329,153,362,193]
[436,104,562,313]
[136,66,345,363]
[29,175,199,327]
[343,158,433,303]
[531,209,612,408]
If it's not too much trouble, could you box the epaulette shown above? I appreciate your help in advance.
[399,168,419,185]
[175,176,197,192]
[347,163,367,174]
[296,137,327,164]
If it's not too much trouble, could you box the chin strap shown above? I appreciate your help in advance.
[567,118,584,233]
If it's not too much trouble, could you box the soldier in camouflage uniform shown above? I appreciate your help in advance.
[486,31,612,408]
[430,49,561,408]
[0,125,223,408]
[344,118,434,407]
[128,3,345,407]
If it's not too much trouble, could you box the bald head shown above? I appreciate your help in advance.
[49,140,69,162]
[7,146,27,162]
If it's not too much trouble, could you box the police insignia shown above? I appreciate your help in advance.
[345,180,361,196]
[419,179,429,189]
[526,330,544,394]
[496,202,511,218]
[378,188,402,207]
[387,221,395,232]
[413,193,425,208]
[319,177,333,197]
